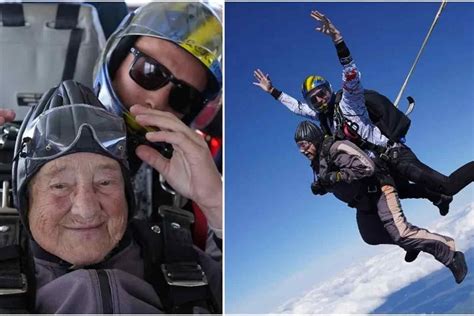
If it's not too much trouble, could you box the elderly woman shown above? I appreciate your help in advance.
[7,80,221,313]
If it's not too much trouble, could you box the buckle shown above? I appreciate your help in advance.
[0,273,28,295]
[379,152,390,161]
[367,185,378,194]
[161,263,208,287]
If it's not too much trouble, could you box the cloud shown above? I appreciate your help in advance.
[276,202,474,314]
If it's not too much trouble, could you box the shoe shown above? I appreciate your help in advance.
[404,250,420,263]
[434,195,453,216]
[447,251,468,284]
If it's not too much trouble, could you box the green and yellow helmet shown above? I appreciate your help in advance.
[301,75,332,99]
[94,2,222,125]
[301,75,333,113]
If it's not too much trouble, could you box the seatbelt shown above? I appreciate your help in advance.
[0,3,25,27]
[0,181,34,313]
[55,4,83,81]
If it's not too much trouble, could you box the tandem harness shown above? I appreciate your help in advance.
[0,192,219,313]
[0,180,34,313]
[319,89,412,163]
[131,198,220,314]
[318,136,380,209]
[330,99,400,163]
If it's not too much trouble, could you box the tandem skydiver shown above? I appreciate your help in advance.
[294,120,468,284]
[253,10,474,215]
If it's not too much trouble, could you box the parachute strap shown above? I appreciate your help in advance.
[347,178,380,208]
[131,206,218,313]
[0,181,34,313]
[319,135,336,171]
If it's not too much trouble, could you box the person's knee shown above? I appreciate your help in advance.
[359,231,383,245]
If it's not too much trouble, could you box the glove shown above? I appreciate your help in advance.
[321,171,342,186]
[311,180,327,195]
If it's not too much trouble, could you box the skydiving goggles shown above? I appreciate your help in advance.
[129,47,206,116]
[296,140,312,151]
[19,104,127,165]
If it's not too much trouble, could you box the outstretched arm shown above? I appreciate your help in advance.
[311,11,389,147]
[253,69,318,120]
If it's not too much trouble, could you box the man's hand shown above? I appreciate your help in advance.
[253,69,273,93]
[0,109,16,125]
[311,10,342,44]
[320,171,342,186]
[130,104,222,233]
[311,180,327,195]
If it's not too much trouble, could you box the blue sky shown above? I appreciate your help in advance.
[225,2,474,313]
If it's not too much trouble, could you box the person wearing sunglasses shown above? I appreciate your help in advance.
[253,10,474,216]
[0,1,222,264]
[93,2,223,245]
[294,120,468,284]
[5,80,222,313]
[94,1,221,127]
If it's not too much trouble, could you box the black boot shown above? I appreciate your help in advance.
[404,250,420,263]
[434,195,453,216]
[447,251,468,284]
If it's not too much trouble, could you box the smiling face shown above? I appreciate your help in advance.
[297,140,317,161]
[112,36,208,119]
[307,87,332,113]
[28,152,128,266]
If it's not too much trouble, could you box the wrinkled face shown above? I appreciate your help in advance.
[112,36,208,119]
[28,153,128,266]
[297,140,317,161]
[307,87,332,113]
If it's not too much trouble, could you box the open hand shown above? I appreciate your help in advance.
[130,104,222,231]
[311,10,342,43]
[253,69,273,93]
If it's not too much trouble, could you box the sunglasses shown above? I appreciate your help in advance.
[129,47,206,116]
[309,89,328,106]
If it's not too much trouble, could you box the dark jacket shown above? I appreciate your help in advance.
[313,138,377,210]
[32,226,222,313]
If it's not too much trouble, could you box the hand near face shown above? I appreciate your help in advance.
[0,109,16,125]
[130,104,222,232]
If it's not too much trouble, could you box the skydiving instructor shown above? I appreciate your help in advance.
[253,11,474,214]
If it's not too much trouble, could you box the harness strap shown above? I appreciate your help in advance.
[0,214,32,313]
[347,181,379,208]
[0,3,25,27]
[131,213,217,314]
[55,4,83,81]
[333,102,389,155]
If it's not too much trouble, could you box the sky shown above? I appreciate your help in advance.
[277,202,474,314]
[225,2,474,313]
